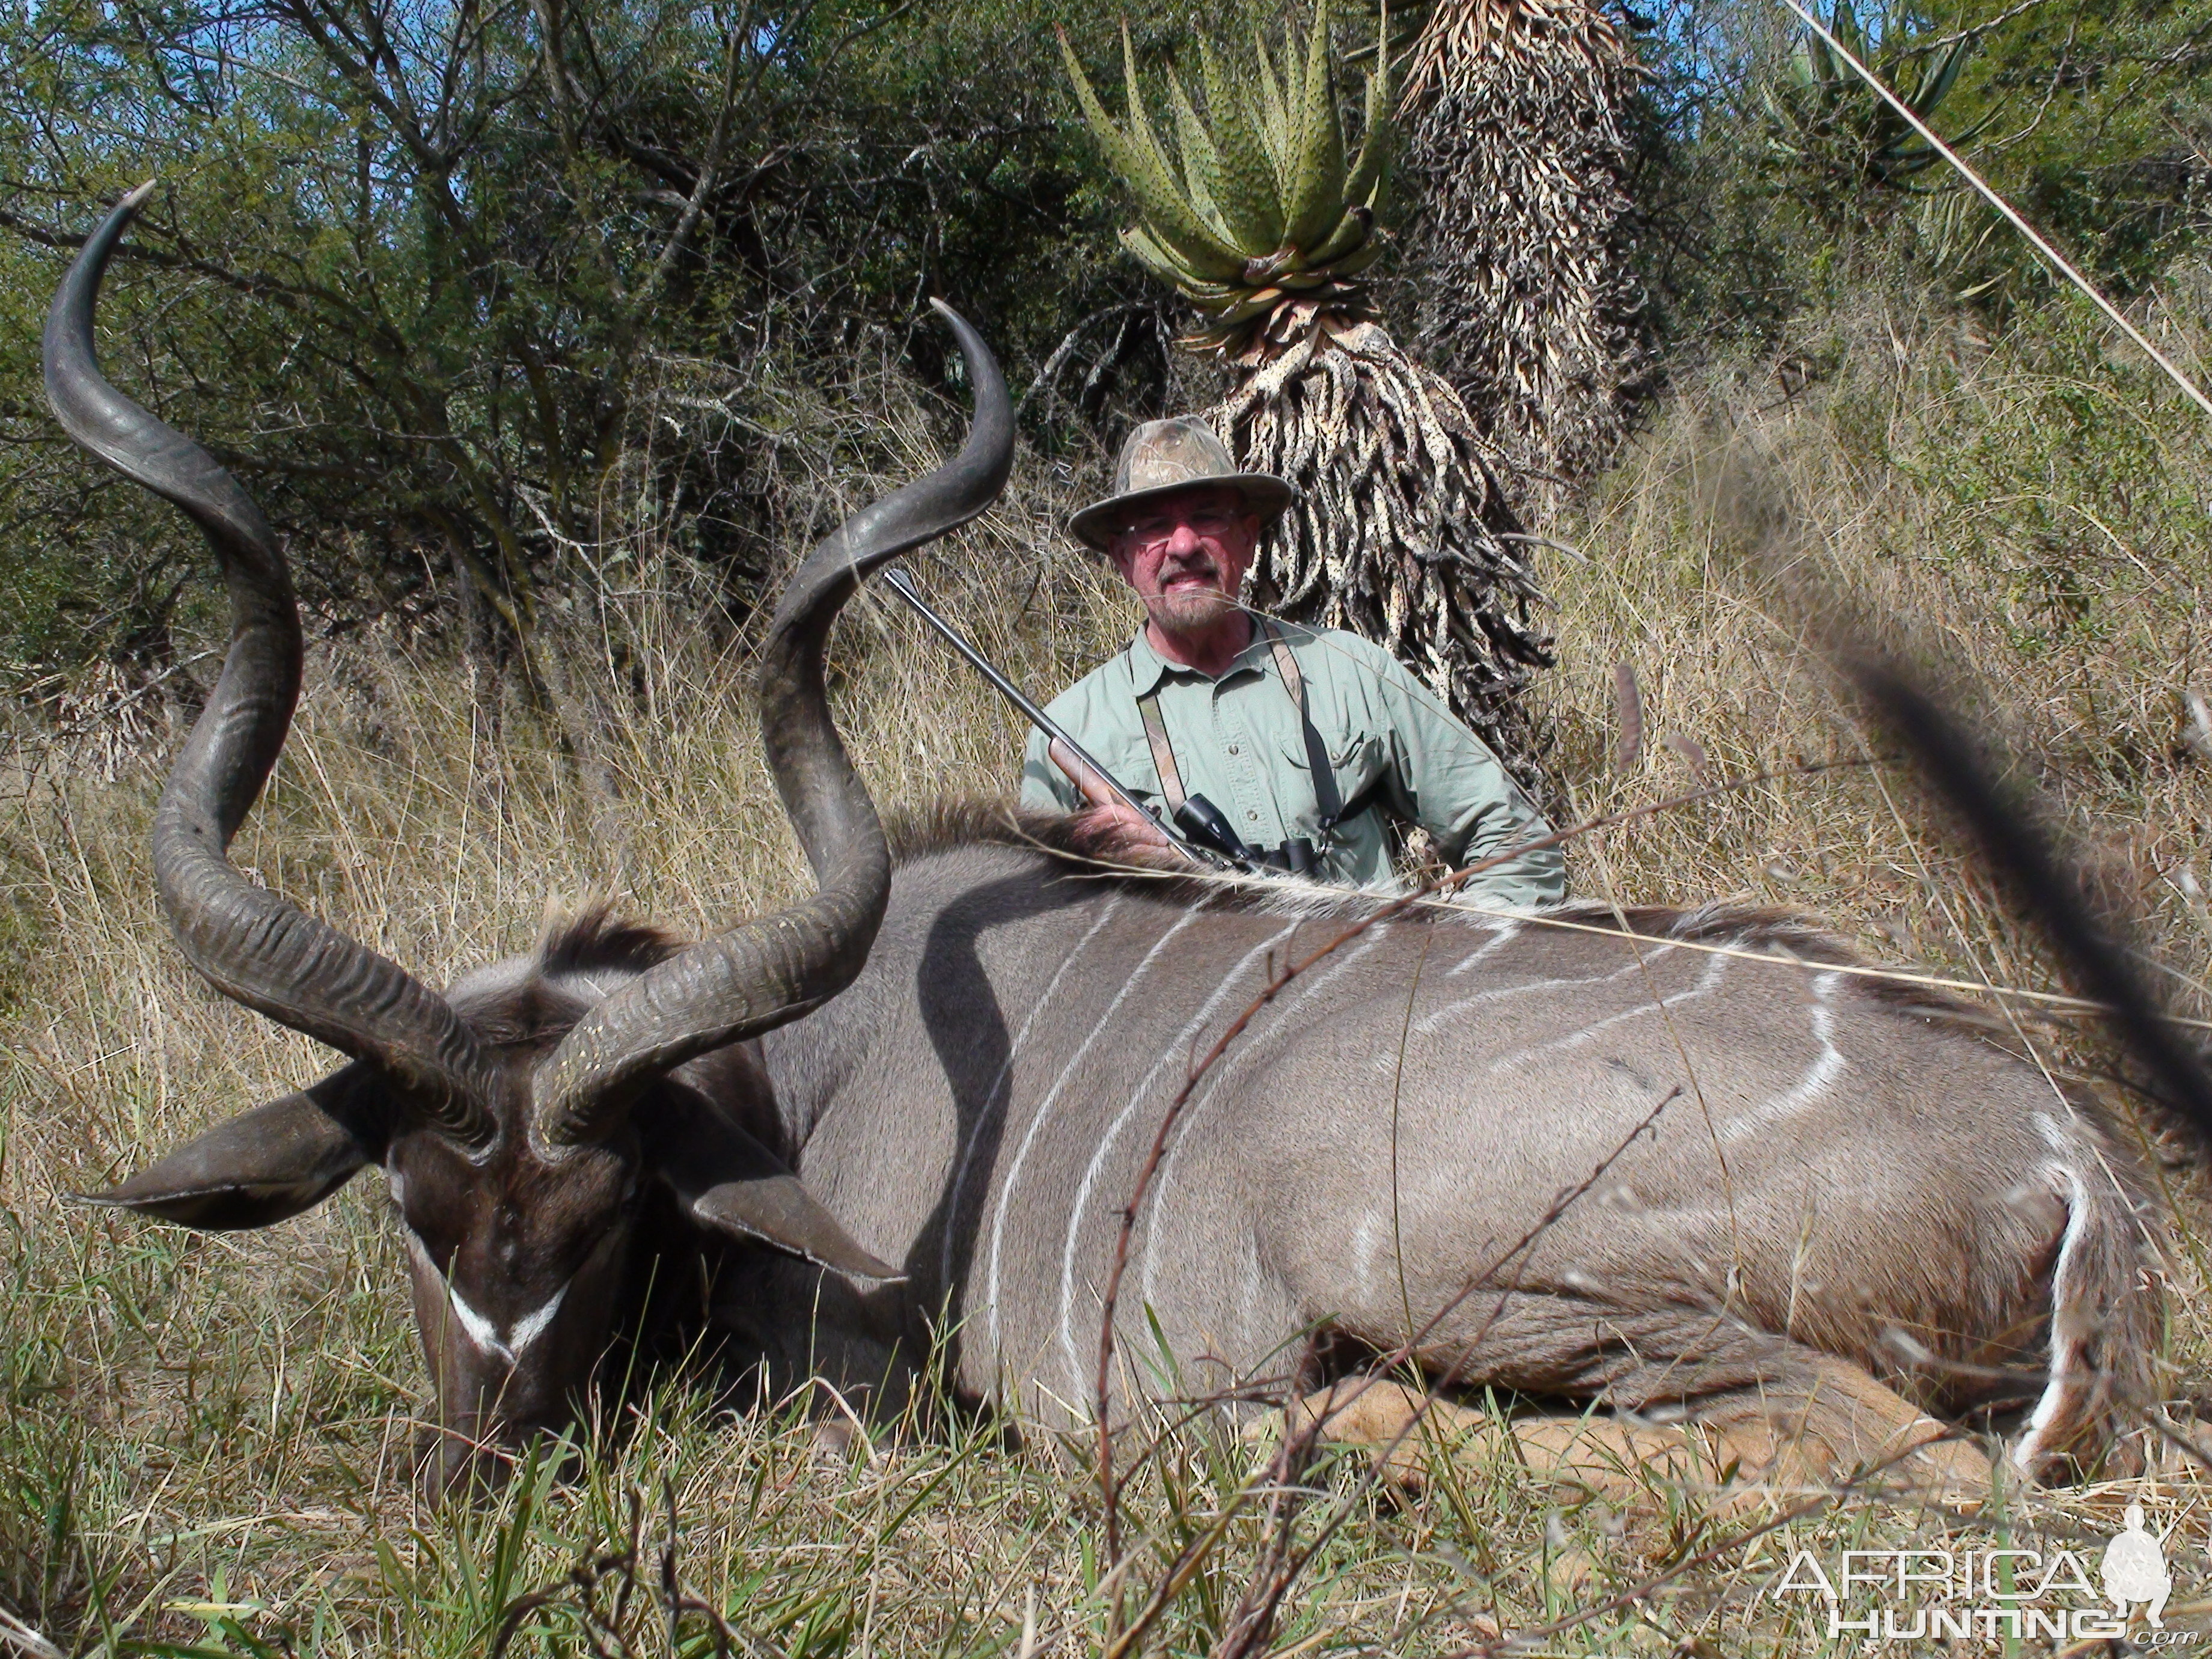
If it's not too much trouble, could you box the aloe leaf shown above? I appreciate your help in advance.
[1340,0,1392,227]
[1807,31,1838,87]
[1306,204,1372,267]
[1832,0,1862,54]
[1216,287,1285,327]
[1328,236,1386,279]
[1120,225,1199,287]
[1365,148,1393,227]
[1119,27,1188,206]
[1059,31,1156,200]
[1198,34,1286,248]
[1060,26,1244,280]
[1253,30,1292,189]
[1916,35,1971,118]
[1164,66,1239,245]
[1180,278,1247,305]
[1284,8,1346,251]
[1119,26,1215,241]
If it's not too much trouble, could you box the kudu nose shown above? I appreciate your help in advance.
[418,1420,508,1501]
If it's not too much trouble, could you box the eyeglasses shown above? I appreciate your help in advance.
[1117,507,1245,550]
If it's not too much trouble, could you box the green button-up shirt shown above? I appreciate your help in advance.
[1018,620,1566,905]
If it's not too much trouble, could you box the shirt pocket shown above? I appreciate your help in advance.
[1066,732,1166,807]
[1277,731,1382,825]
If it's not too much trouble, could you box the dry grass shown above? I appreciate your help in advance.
[4,278,2212,1655]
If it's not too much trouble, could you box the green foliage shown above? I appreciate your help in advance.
[1058,5,1392,350]
[1862,286,2212,662]
[4,0,2204,691]
[0,0,1147,682]
[1939,0,2212,298]
[1761,1,1991,212]
[1636,0,2209,343]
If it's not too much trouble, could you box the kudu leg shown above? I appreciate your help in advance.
[1285,1378,1717,1502]
[1680,1357,1993,1502]
[1288,1358,1992,1510]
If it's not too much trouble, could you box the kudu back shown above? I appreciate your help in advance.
[57,191,2165,1492]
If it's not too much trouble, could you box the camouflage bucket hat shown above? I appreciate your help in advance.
[1066,417,1294,552]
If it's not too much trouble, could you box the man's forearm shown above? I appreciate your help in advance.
[1457,839,1566,908]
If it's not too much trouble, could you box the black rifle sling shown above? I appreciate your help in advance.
[1259,620,1345,830]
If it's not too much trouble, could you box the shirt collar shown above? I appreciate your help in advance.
[1123,614,1273,697]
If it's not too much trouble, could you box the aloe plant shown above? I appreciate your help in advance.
[1765,1,1995,201]
[1057,11,1393,355]
[1398,0,1654,513]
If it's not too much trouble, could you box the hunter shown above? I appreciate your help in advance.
[1019,416,1566,902]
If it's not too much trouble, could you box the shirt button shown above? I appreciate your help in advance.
[1227,744,1240,755]
[1246,810,1258,821]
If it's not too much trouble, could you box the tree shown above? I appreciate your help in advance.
[0,0,1150,686]
[1397,0,1654,516]
[1060,7,1552,776]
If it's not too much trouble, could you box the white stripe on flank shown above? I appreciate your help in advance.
[1444,920,1521,976]
[940,893,1124,1291]
[1722,971,1846,1142]
[984,904,1203,1349]
[1056,917,1306,1393]
[1498,952,1733,1073]
[1409,946,1676,1041]
[1137,927,1390,1313]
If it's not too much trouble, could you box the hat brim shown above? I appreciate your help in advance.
[1066,473,1295,553]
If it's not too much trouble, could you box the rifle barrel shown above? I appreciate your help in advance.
[879,567,1200,863]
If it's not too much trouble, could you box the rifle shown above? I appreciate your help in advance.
[879,567,1254,869]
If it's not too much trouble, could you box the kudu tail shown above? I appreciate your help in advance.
[2009,1159,2162,1480]
[1850,661,2189,1479]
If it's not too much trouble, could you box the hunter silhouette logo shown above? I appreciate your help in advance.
[2104,1503,2174,1629]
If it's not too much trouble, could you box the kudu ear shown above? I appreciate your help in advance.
[80,1064,387,1230]
[640,1088,903,1283]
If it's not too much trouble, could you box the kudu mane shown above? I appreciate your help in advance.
[886,796,2014,1040]
[444,905,691,1053]
[503,811,1995,1049]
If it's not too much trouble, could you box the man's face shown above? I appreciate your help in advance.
[1106,484,1261,638]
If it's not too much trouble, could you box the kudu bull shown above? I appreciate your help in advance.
[57,191,2163,1496]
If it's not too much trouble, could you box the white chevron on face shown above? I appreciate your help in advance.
[406,1229,569,1366]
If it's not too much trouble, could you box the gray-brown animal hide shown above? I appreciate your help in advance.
[50,186,2162,1486]
[686,814,2159,1473]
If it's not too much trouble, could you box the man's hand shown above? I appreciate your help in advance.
[1049,739,1173,861]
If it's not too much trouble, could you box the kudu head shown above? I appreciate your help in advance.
[48,186,1014,1489]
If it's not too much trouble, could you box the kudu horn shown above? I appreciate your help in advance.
[531,300,1015,1149]
[46,186,499,1143]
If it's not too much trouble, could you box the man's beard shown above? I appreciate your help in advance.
[1144,572,1240,637]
